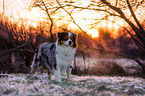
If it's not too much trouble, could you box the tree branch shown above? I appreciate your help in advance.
[100,0,137,31]
[56,0,104,50]
[101,0,145,49]
[41,0,54,42]
[0,42,33,62]
[66,4,121,17]
[101,0,126,18]
[66,2,143,41]
[126,0,144,31]
[56,0,86,34]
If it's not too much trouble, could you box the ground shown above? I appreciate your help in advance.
[0,73,145,96]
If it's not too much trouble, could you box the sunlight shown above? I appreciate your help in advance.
[87,29,99,38]
[0,0,134,38]
[68,23,78,30]
[25,8,47,27]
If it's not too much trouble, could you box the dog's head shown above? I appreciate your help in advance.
[57,32,77,47]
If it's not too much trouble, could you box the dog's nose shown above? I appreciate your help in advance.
[69,41,72,45]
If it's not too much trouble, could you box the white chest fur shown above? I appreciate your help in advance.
[56,45,76,68]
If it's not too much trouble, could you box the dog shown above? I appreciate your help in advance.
[30,32,77,82]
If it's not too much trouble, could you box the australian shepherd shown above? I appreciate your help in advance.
[30,32,77,82]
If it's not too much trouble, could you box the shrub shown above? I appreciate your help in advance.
[87,61,126,76]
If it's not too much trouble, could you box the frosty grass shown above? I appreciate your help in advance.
[0,73,145,96]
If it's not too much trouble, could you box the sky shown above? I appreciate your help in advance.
[0,0,102,37]
[0,0,31,17]
[0,0,144,38]
[0,0,46,26]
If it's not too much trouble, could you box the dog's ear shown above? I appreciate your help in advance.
[57,32,68,39]
[72,33,77,40]
[72,33,77,47]
[74,33,76,38]
[57,32,62,39]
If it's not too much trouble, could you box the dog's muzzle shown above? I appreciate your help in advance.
[69,41,72,45]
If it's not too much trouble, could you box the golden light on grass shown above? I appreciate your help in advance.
[87,29,99,38]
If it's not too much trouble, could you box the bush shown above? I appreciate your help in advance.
[87,61,126,76]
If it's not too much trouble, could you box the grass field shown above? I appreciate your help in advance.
[0,73,145,96]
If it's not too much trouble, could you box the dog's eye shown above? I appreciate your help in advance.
[63,36,69,40]
[70,35,75,40]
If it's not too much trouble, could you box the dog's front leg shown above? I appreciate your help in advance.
[47,71,52,80]
[66,65,72,80]
[54,67,62,82]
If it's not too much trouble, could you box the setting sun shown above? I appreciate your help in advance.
[87,29,99,38]
[1,0,144,39]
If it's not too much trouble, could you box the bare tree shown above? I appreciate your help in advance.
[55,0,145,75]
[29,0,145,75]
[32,0,59,42]
[62,0,145,52]
[101,0,145,51]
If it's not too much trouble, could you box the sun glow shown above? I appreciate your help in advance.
[25,8,47,27]
[0,0,129,38]
[87,29,99,38]
[68,23,99,38]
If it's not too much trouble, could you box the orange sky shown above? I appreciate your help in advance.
[0,0,144,38]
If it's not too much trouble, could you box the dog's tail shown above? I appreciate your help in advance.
[29,65,43,76]
[30,48,40,76]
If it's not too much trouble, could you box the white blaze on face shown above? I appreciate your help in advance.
[64,32,73,46]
